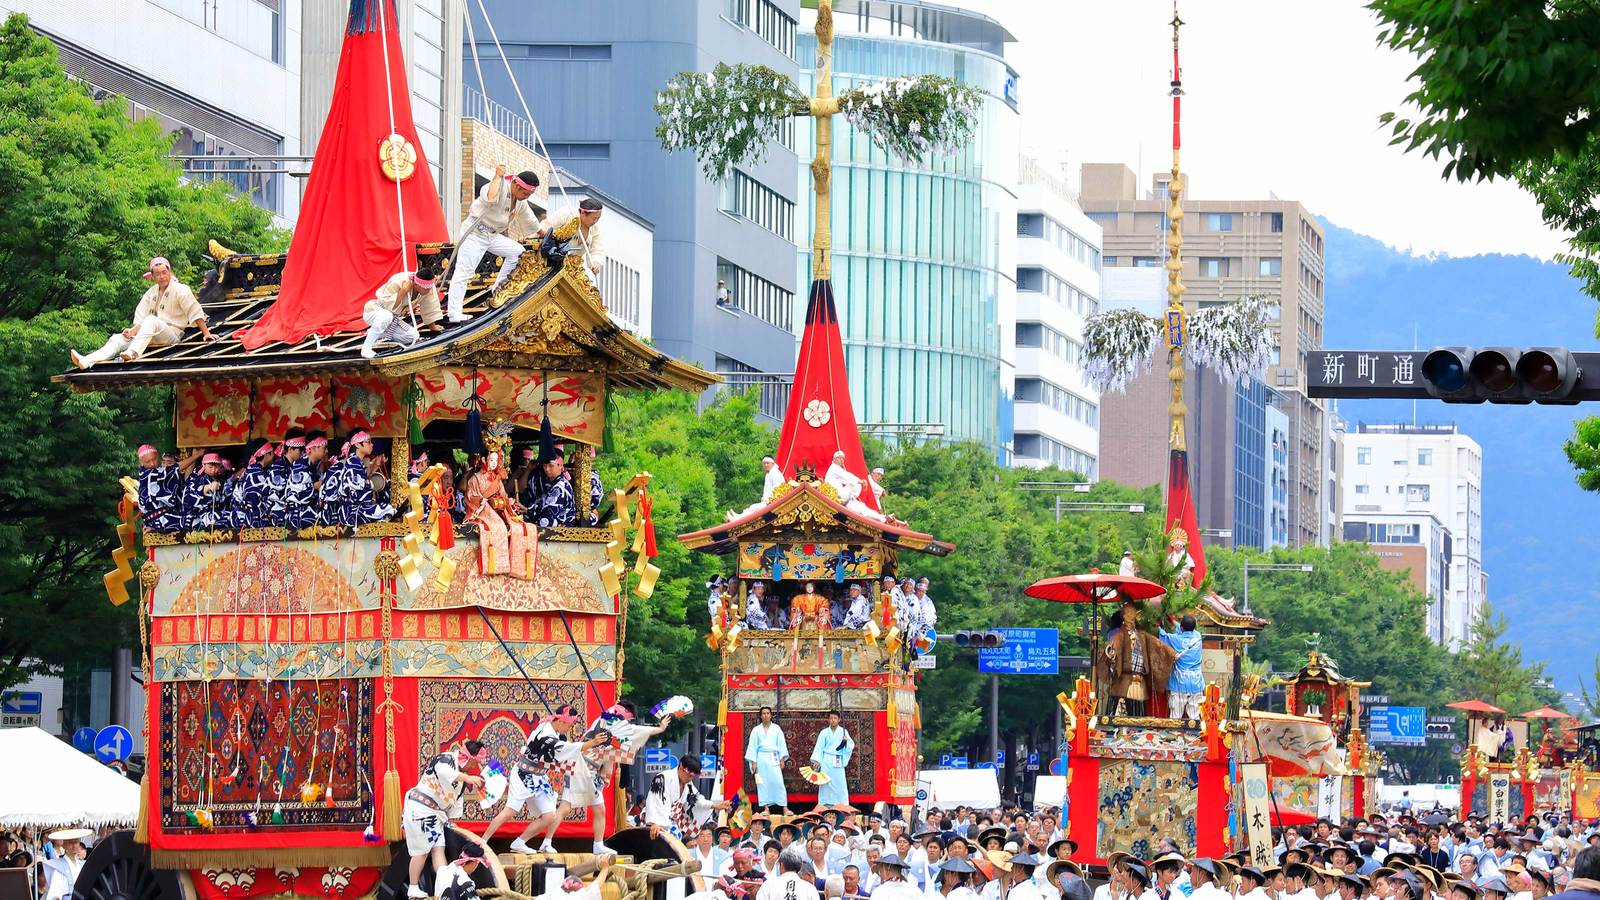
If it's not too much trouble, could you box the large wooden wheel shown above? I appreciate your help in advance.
[72,832,184,900]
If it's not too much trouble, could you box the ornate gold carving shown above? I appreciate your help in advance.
[139,560,161,590]
[379,133,417,181]
[373,550,402,582]
[773,496,838,527]
[355,522,409,538]
[540,526,611,544]
[573,448,594,525]
[182,529,234,545]
[237,527,289,543]
[142,532,178,546]
[296,525,344,540]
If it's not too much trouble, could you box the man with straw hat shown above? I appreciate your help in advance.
[1006,852,1046,900]
[936,856,983,900]
[1047,858,1091,900]
[868,853,920,900]
[1187,859,1232,900]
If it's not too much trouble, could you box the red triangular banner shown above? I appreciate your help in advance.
[774,279,878,513]
[1164,448,1207,586]
[236,0,448,350]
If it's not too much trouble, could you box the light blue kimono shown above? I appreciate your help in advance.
[810,724,854,806]
[1159,627,1204,694]
[744,722,789,807]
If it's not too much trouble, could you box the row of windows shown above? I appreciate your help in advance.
[595,259,642,333]
[1016,378,1099,427]
[720,169,795,241]
[1354,447,1435,465]
[801,164,1000,269]
[1014,434,1098,479]
[1018,214,1100,269]
[845,344,1000,448]
[1352,483,1432,502]
[1201,211,1285,233]
[815,254,997,356]
[716,259,794,331]
[480,43,612,60]
[1016,267,1098,317]
[545,142,610,160]
[1193,256,1283,278]
[726,0,797,59]
[1343,521,1422,545]
[1015,322,1082,366]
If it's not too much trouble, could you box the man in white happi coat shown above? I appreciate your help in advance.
[1007,853,1048,900]
[1235,867,1271,900]
[1186,859,1231,900]
[869,468,886,506]
[842,582,873,630]
[403,742,487,899]
[361,270,441,358]
[730,456,790,520]
[825,451,884,522]
[72,256,216,368]
[745,705,790,813]
[870,855,923,900]
[446,165,540,323]
[758,850,822,900]
[644,755,727,841]
[534,198,607,276]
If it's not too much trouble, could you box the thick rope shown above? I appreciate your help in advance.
[375,0,420,336]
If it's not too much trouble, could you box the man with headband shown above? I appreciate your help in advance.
[136,444,199,531]
[72,256,216,368]
[432,843,487,900]
[362,270,442,358]
[403,740,487,900]
[446,164,541,323]
[483,704,608,856]
[327,431,394,526]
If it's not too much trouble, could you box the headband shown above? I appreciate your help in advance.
[509,174,538,192]
[411,272,435,288]
[351,431,371,444]
[137,444,158,458]
[202,453,224,465]
[251,443,274,463]
[305,437,327,449]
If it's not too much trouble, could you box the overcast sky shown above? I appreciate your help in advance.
[958,0,1565,260]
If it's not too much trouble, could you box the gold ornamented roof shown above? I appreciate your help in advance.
[57,243,718,394]
[677,473,954,557]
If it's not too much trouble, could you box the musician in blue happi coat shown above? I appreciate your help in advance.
[314,436,343,526]
[522,442,580,528]
[330,431,395,526]
[181,452,231,529]
[270,436,319,529]
[135,444,192,531]
[228,441,276,528]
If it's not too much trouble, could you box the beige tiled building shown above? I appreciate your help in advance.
[1081,163,1331,547]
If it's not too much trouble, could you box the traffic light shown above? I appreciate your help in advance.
[1421,346,1582,404]
[1425,722,1452,737]
[953,630,1006,649]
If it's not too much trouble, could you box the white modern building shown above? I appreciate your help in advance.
[1340,423,1485,648]
[4,0,307,222]
[547,166,654,339]
[1267,403,1290,548]
[1012,156,1101,476]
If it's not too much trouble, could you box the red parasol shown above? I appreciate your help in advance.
[1446,699,1507,715]
[1522,706,1572,719]
[1024,573,1167,604]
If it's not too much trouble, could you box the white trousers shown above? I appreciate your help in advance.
[361,303,419,355]
[1168,690,1202,720]
[83,317,183,363]
[447,229,524,318]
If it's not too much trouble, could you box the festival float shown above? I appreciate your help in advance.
[62,2,719,898]
[1452,700,1586,822]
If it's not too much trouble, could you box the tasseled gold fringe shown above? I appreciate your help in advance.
[152,845,392,869]
[717,696,728,728]
[383,770,403,842]
[133,772,150,844]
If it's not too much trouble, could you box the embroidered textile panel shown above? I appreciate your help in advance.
[736,542,882,581]
[177,380,252,446]
[762,711,874,797]
[1095,760,1199,859]
[414,368,604,446]
[159,679,374,832]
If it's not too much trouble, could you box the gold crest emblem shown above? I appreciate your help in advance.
[378,132,417,182]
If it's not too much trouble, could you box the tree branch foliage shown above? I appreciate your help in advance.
[654,64,981,182]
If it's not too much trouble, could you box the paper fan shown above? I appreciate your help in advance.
[800,766,831,785]
[651,695,695,720]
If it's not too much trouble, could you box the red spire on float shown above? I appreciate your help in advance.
[235,0,449,350]
[773,280,879,514]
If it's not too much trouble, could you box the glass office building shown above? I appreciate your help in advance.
[797,1,1020,454]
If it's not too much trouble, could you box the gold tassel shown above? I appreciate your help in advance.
[635,561,661,599]
[718,696,728,728]
[133,771,150,843]
[383,770,403,841]
[887,692,898,728]
[913,701,921,729]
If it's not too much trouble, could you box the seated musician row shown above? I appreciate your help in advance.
[132,430,602,534]
[707,575,938,636]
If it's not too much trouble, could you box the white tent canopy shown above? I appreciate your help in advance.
[0,727,138,828]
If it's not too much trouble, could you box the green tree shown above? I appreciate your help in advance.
[1577,656,1600,720]
[1454,601,1554,714]
[0,13,285,691]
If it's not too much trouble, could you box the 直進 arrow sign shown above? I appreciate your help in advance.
[95,724,132,763]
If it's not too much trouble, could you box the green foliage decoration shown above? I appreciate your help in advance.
[654,63,808,183]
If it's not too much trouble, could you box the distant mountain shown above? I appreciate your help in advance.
[1320,219,1600,697]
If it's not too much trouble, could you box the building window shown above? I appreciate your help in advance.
[716,258,794,331]
[1103,256,1118,267]
[1086,211,1117,227]
[1015,433,1098,479]
[544,142,611,160]
[1259,257,1282,276]
[492,43,614,60]
[716,355,789,421]
[725,0,797,59]
[1357,447,1371,465]
[595,258,643,332]
[1205,213,1235,232]
[1406,484,1431,502]
[1017,213,1045,237]
[1199,257,1232,278]
[1266,212,1283,233]
[1015,267,1097,316]
[1015,323,1081,365]
[1417,448,1433,465]
[1133,256,1160,268]
[1355,484,1370,494]
[720,169,795,240]
[1016,378,1099,427]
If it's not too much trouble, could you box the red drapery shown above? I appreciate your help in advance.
[236,0,448,350]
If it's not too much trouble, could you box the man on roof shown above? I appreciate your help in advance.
[361,271,441,358]
[72,257,217,369]
[535,198,607,276]
[446,165,541,324]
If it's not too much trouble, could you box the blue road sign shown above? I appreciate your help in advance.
[72,727,97,754]
[1368,706,1427,746]
[977,762,997,770]
[940,754,952,767]
[1026,752,1040,770]
[951,756,969,770]
[2,691,41,715]
[1049,758,1066,776]
[700,754,718,772]
[978,628,1059,675]
[95,724,133,762]
[996,749,1006,766]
